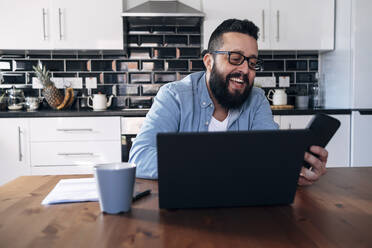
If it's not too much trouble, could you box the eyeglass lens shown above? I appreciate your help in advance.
[228,53,261,71]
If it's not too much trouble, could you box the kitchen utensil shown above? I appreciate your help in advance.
[267,89,287,106]
[295,95,309,109]
[6,86,25,111]
[25,97,41,111]
[87,93,114,111]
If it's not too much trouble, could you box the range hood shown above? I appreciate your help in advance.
[122,1,204,26]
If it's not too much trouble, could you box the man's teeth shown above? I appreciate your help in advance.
[230,77,244,84]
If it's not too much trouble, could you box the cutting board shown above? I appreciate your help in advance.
[270,105,294,110]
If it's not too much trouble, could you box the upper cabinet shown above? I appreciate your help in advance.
[0,0,123,50]
[202,0,335,51]
[202,0,271,50]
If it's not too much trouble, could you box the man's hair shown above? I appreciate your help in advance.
[207,19,259,52]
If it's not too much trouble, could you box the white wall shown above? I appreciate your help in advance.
[320,0,352,108]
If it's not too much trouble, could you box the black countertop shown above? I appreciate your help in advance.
[0,107,355,118]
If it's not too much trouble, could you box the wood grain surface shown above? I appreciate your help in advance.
[0,168,372,248]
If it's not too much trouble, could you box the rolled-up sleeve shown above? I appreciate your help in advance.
[129,85,180,179]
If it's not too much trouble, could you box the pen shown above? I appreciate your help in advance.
[132,189,151,202]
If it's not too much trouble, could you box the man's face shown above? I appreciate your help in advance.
[208,32,258,109]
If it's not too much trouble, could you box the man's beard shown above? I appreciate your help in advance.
[209,66,253,109]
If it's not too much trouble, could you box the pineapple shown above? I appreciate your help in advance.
[33,63,64,108]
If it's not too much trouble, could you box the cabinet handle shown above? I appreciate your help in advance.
[57,153,95,156]
[18,127,23,162]
[56,128,93,132]
[42,8,47,40]
[261,9,265,42]
[58,8,63,40]
[276,10,280,42]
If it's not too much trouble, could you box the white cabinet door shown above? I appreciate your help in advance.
[351,111,372,167]
[279,115,314,130]
[270,0,334,50]
[0,0,52,49]
[202,0,334,51]
[0,119,30,186]
[202,0,270,50]
[325,115,350,167]
[0,0,123,50]
[121,117,146,135]
[52,0,123,49]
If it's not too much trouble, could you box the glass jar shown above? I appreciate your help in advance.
[6,86,25,110]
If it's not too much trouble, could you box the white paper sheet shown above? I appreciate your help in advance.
[41,178,98,205]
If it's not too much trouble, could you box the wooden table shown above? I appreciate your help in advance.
[0,168,372,248]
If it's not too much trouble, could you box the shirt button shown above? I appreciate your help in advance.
[205,121,209,125]
[202,102,206,106]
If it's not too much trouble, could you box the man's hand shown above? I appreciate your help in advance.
[298,146,328,186]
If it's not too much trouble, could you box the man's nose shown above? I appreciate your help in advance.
[237,59,251,74]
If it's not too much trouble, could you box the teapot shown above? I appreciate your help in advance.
[267,89,287,106]
[87,93,114,111]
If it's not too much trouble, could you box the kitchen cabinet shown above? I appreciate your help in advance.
[121,117,146,135]
[202,0,334,51]
[351,111,372,167]
[0,0,52,50]
[202,0,271,50]
[277,114,350,167]
[0,0,123,50]
[0,119,30,186]
[29,117,122,175]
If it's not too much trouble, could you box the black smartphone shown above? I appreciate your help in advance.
[304,114,341,168]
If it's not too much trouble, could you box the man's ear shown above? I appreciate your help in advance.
[203,53,214,72]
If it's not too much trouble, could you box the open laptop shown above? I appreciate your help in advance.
[157,129,311,209]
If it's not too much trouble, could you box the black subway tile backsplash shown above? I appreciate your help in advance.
[154,73,177,83]
[164,35,188,46]
[166,60,188,71]
[273,51,297,59]
[142,84,162,96]
[309,60,319,71]
[3,73,26,84]
[66,60,88,71]
[179,48,200,58]
[154,48,177,59]
[104,73,126,84]
[262,60,284,71]
[286,60,307,71]
[91,60,114,71]
[296,72,316,83]
[40,60,64,71]
[0,20,320,110]
[118,84,139,96]
[14,60,38,71]
[129,73,151,84]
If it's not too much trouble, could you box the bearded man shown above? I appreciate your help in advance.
[129,19,328,186]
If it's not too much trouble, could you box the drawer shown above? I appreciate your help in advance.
[121,117,146,135]
[30,141,121,166]
[30,117,121,141]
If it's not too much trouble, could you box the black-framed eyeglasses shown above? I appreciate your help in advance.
[210,51,263,71]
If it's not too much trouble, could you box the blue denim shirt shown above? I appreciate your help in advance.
[129,71,279,179]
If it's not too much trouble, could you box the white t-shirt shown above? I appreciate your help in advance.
[208,112,230,132]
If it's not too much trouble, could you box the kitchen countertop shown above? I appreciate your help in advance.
[0,107,357,118]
